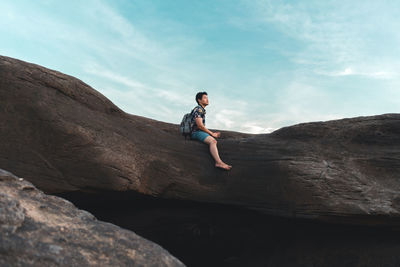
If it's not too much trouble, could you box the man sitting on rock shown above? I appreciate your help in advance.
[190,91,232,171]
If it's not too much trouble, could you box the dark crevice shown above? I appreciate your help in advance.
[53,190,400,267]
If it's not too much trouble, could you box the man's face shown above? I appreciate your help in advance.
[199,94,209,106]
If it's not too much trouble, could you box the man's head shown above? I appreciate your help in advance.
[195,91,208,107]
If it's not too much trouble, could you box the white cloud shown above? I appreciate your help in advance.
[316,67,396,79]
[214,108,243,128]
[240,123,277,134]
[338,68,353,76]
[270,81,346,127]
[205,97,282,134]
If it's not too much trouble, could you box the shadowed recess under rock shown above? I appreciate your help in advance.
[55,189,400,267]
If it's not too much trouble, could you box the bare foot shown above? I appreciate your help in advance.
[215,162,232,170]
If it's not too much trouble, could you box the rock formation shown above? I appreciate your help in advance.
[1,54,400,228]
[0,168,185,266]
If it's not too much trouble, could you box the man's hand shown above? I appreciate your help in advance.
[211,132,221,138]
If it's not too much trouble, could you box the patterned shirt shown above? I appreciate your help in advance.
[191,105,206,133]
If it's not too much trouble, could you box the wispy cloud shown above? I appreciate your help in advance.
[241,0,400,80]
[316,67,396,79]
[84,62,148,90]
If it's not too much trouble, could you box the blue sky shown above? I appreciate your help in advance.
[1,0,399,133]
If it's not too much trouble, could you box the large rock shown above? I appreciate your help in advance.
[1,55,400,226]
[0,168,185,266]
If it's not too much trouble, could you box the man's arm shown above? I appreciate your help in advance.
[195,117,215,136]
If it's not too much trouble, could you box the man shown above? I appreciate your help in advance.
[190,92,232,171]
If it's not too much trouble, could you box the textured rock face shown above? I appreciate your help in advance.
[0,168,185,266]
[1,55,400,227]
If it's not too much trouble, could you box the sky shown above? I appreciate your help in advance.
[1,0,399,134]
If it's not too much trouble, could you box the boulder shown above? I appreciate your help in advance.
[0,168,185,266]
[1,55,400,226]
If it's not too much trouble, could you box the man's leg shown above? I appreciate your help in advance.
[203,136,232,170]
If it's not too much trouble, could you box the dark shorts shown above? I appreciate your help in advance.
[191,130,210,142]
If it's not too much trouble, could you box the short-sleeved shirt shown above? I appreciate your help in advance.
[191,105,206,133]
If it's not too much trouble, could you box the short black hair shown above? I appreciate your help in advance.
[195,91,207,105]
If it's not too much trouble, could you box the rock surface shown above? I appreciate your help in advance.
[0,168,185,266]
[1,54,400,226]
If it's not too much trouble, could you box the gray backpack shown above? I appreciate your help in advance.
[180,108,195,139]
